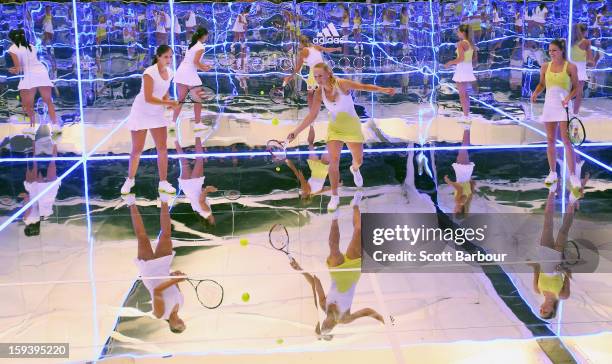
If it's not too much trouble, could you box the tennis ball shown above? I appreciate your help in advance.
[271,118,279,126]
[241,292,250,302]
[260,90,264,95]
[275,166,281,172]
[239,238,249,246]
[276,338,284,345]
[16,95,20,100]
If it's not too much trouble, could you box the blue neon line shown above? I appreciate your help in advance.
[3,141,612,164]
[71,0,99,354]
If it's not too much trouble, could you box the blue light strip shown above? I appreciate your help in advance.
[2,141,612,164]
[71,0,99,353]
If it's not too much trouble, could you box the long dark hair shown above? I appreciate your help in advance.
[152,44,172,65]
[538,3,546,11]
[550,38,567,59]
[188,27,208,50]
[9,28,32,51]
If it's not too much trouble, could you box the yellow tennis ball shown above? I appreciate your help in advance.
[271,118,279,125]
[276,338,284,345]
[240,238,249,246]
[241,292,250,302]
[260,90,264,95]
[16,95,20,100]
[275,167,281,172]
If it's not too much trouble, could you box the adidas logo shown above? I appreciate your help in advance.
[313,23,348,45]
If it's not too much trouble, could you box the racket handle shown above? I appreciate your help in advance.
[287,253,293,261]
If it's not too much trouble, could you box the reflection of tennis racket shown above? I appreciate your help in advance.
[266,139,288,162]
[563,240,581,266]
[218,189,241,200]
[269,223,292,260]
[186,278,224,309]
[180,85,216,104]
[270,74,308,104]
[565,106,585,147]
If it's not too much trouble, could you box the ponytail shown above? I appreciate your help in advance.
[9,28,32,52]
[188,27,208,50]
[152,44,172,65]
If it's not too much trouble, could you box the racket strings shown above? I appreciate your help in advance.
[269,224,289,250]
[190,279,224,309]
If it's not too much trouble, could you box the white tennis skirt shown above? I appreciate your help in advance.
[452,62,476,82]
[18,65,54,90]
[174,66,202,86]
[126,99,169,131]
[452,162,475,183]
[573,61,587,81]
[539,86,568,123]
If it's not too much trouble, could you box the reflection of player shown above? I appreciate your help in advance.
[287,63,394,212]
[445,25,476,121]
[530,39,580,193]
[444,129,475,219]
[20,144,60,237]
[121,46,178,196]
[284,128,333,203]
[172,28,212,132]
[570,24,599,115]
[185,10,196,40]
[284,37,341,108]
[527,185,578,320]
[509,42,523,91]
[128,196,186,333]
[231,5,250,53]
[8,29,59,135]
[174,138,216,225]
[154,10,169,45]
[41,6,54,46]
[352,9,363,54]
[399,6,409,51]
[290,194,384,339]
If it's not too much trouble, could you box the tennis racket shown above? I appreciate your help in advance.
[266,139,288,162]
[180,85,216,104]
[186,278,224,309]
[269,223,292,260]
[565,106,585,147]
[563,240,581,266]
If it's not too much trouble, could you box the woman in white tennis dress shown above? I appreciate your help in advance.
[286,63,394,212]
[530,39,581,194]
[445,24,477,121]
[172,28,212,133]
[7,29,59,135]
[121,45,178,196]
[127,195,186,333]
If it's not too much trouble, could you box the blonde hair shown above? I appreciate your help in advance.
[313,62,338,88]
[299,35,311,48]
